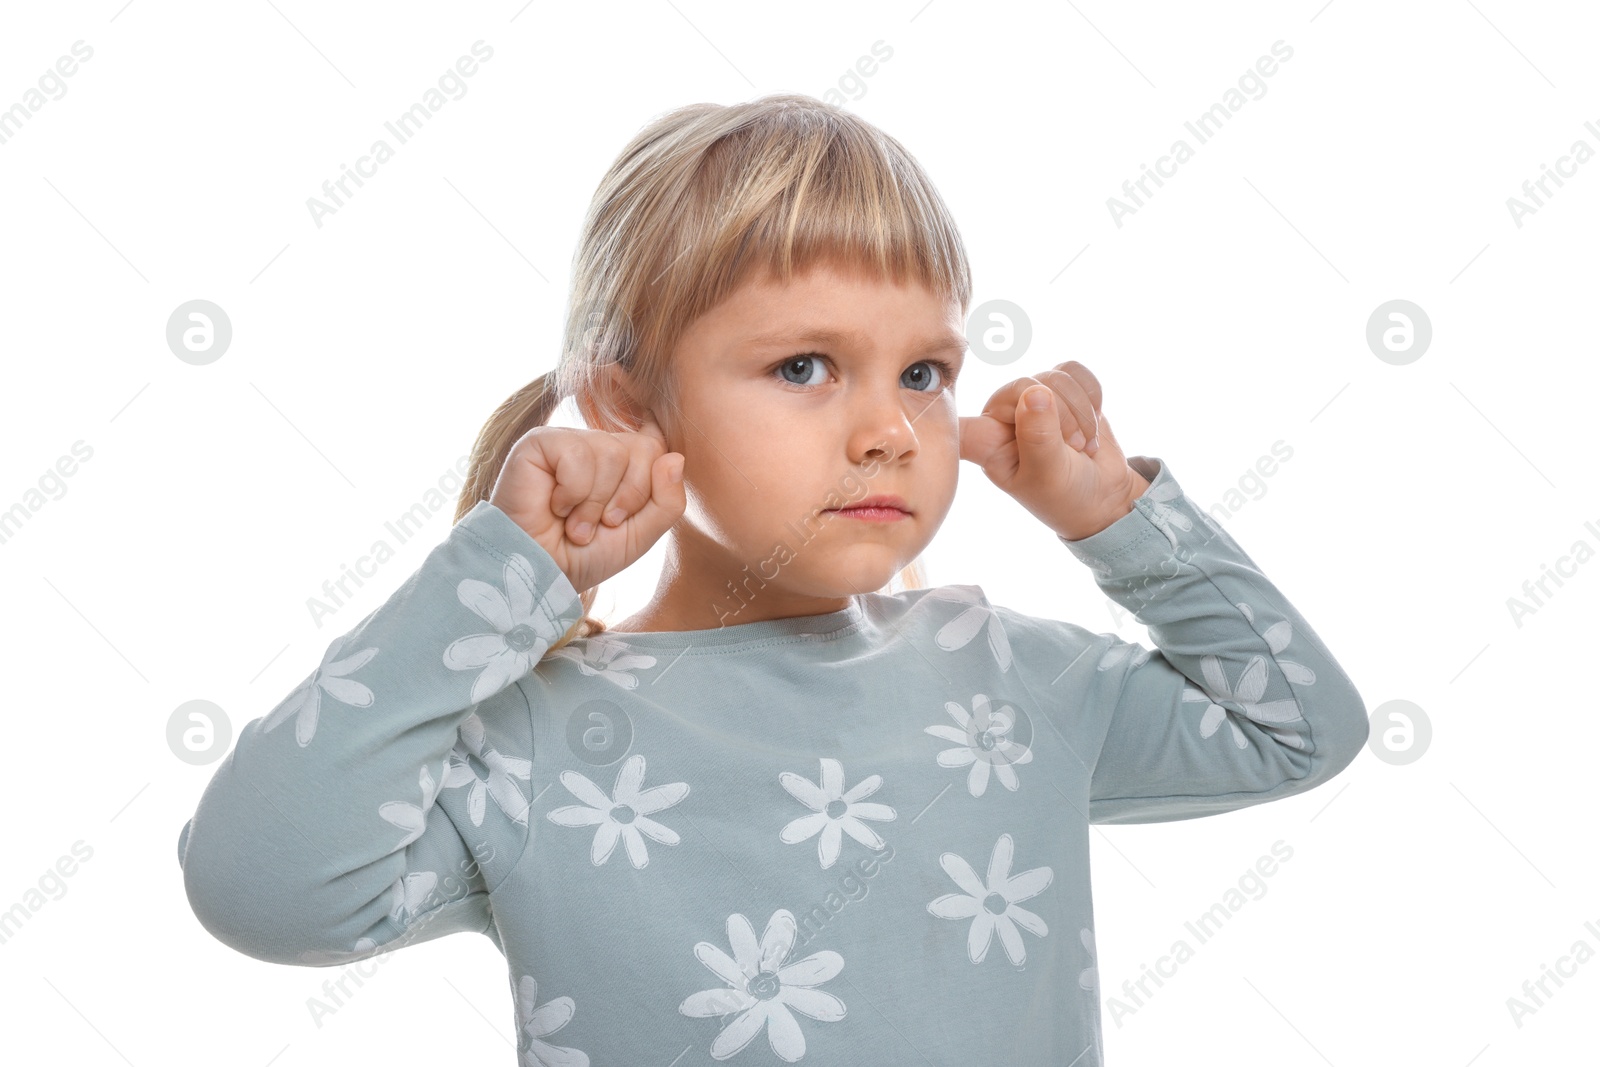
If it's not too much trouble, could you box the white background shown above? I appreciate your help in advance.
[1,1,1596,1063]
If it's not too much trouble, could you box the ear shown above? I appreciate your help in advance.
[576,360,650,435]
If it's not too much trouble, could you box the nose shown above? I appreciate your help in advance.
[849,386,922,467]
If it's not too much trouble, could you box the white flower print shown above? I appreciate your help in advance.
[443,711,532,827]
[1139,478,1192,551]
[444,553,579,703]
[378,759,448,851]
[1237,601,1318,686]
[778,758,896,870]
[512,973,589,1067]
[387,870,438,925]
[927,832,1053,965]
[262,633,378,747]
[546,754,688,868]
[925,585,1013,672]
[925,693,1034,797]
[1184,652,1308,751]
[678,909,846,1062]
[546,634,657,689]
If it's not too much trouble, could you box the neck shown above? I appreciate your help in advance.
[614,529,854,634]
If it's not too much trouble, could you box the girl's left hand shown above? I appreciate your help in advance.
[958,360,1150,542]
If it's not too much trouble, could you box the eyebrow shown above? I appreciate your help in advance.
[742,326,967,359]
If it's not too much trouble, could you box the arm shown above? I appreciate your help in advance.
[1059,456,1369,823]
[177,500,583,964]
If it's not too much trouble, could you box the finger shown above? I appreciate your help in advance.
[957,413,1010,466]
[1057,360,1103,412]
[1034,368,1099,450]
[562,438,632,544]
[981,375,1091,451]
[1015,386,1069,488]
[537,431,594,522]
[599,433,669,528]
[625,451,687,546]
[1086,409,1124,460]
[1060,361,1104,448]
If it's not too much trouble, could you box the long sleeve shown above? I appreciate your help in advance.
[1023,455,1368,824]
[177,499,584,965]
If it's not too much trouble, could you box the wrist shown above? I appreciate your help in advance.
[1057,471,1150,542]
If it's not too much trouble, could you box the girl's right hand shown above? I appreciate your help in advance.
[487,411,686,593]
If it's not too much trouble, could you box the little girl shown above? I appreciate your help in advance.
[178,93,1368,1066]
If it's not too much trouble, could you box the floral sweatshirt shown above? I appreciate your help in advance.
[177,455,1368,1066]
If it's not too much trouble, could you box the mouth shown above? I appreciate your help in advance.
[825,494,911,521]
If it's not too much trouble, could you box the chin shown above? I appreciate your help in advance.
[813,561,906,594]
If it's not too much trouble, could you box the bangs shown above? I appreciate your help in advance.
[630,101,970,361]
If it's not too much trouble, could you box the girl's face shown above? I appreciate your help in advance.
[642,259,967,629]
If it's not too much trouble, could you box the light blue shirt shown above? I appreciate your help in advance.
[178,455,1368,1065]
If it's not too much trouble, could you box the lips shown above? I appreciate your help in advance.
[828,494,909,513]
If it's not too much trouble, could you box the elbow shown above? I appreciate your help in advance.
[179,817,346,966]
[1306,685,1370,786]
[179,819,283,964]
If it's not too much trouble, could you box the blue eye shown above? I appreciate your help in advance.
[900,360,949,393]
[773,354,956,393]
[775,354,829,388]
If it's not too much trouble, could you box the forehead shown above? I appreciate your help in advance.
[713,263,963,343]
[736,324,967,360]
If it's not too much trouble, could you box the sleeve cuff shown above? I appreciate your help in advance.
[1056,455,1189,577]
[456,499,584,622]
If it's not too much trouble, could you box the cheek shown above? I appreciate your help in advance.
[681,451,781,540]
[921,403,962,456]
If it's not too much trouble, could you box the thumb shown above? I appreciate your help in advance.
[628,451,686,543]
[1015,386,1069,487]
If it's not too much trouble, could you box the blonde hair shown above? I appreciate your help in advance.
[453,92,972,655]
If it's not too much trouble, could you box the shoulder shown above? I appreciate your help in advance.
[886,582,1117,662]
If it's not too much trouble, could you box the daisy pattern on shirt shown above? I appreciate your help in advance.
[511,973,589,1067]
[1237,601,1318,686]
[262,633,378,748]
[444,552,578,703]
[1136,477,1192,551]
[1185,652,1308,751]
[778,758,896,870]
[927,832,1053,966]
[443,710,532,827]
[546,633,658,689]
[925,585,1013,672]
[378,759,449,851]
[679,908,846,1062]
[925,693,1034,797]
[546,754,688,868]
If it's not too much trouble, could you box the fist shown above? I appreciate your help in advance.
[958,360,1146,541]
[488,411,687,593]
